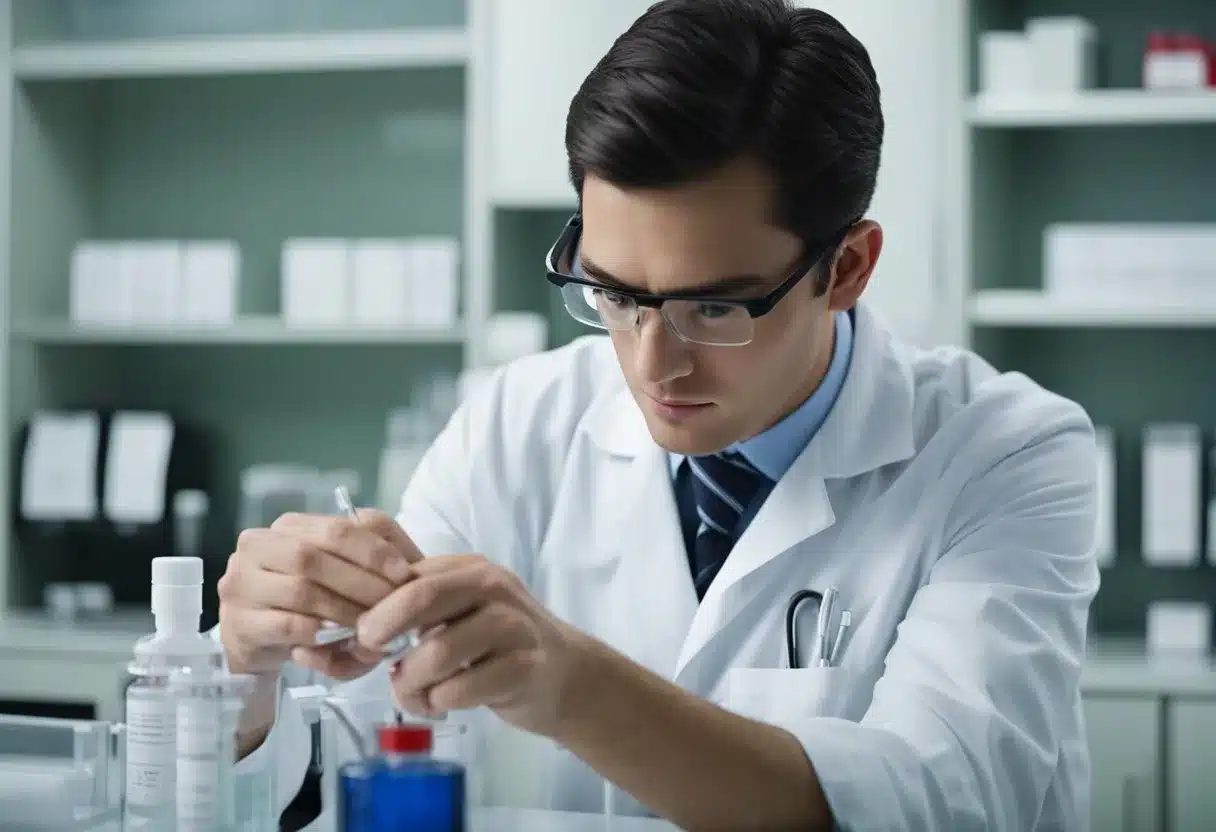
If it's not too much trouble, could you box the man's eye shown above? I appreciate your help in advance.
[594,289,632,308]
[694,303,735,320]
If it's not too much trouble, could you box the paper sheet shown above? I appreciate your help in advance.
[103,411,175,525]
[20,412,101,521]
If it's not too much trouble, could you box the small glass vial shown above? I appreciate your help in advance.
[339,722,466,832]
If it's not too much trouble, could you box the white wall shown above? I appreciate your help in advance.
[797,0,951,347]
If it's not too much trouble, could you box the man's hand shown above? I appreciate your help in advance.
[356,554,586,737]
[218,509,423,681]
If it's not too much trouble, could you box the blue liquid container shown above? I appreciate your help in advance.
[339,722,466,832]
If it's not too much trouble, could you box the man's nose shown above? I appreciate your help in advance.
[634,308,693,386]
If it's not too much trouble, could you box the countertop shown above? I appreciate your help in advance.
[2,614,1216,697]
[470,808,674,831]
[1082,639,1216,696]
[0,610,151,659]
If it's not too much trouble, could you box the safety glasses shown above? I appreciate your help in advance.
[544,214,851,347]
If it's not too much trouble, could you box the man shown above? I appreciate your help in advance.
[219,1,1100,829]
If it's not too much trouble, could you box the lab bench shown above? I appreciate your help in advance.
[0,611,149,723]
[0,625,1211,831]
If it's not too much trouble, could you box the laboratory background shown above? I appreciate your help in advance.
[0,0,1213,829]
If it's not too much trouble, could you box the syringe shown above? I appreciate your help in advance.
[315,487,420,662]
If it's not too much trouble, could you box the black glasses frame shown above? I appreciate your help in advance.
[544,213,854,318]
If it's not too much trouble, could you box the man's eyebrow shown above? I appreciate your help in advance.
[578,255,774,297]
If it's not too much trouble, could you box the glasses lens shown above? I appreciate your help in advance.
[663,300,754,346]
[559,282,638,331]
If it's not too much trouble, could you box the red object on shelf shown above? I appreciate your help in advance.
[377,723,434,755]
[1175,34,1209,86]
[1175,33,1205,54]
[1146,30,1174,54]
[1143,29,1212,89]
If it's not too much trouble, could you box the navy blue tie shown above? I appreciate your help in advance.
[687,452,770,599]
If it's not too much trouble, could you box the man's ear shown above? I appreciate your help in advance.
[826,220,883,311]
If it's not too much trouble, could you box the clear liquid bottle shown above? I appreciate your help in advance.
[171,666,254,832]
[124,556,223,829]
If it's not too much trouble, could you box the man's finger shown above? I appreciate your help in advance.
[356,509,427,565]
[358,561,513,649]
[245,527,399,608]
[270,513,414,584]
[250,570,366,627]
[409,554,492,577]
[388,663,436,718]
[291,645,379,680]
[394,604,530,693]
[231,608,322,648]
[425,653,526,713]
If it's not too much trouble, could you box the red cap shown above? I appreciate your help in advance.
[1147,31,1174,52]
[377,723,433,754]
[1176,33,1204,51]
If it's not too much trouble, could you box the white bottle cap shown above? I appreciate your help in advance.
[152,555,204,586]
[151,556,203,634]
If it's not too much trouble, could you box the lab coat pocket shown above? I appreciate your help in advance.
[725,667,856,727]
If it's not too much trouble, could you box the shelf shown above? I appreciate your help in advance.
[12,27,469,80]
[967,90,1216,128]
[969,291,1216,327]
[12,317,468,345]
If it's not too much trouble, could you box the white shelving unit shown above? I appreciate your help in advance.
[10,317,470,345]
[969,290,1216,328]
[947,3,1216,337]
[0,0,491,621]
[11,26,469,79]
[968,90,1216,128]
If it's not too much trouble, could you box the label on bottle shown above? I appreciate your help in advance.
[176,699,233,830]
[177,698,221,756]
[177,756,220,830]
[125,693,177,806]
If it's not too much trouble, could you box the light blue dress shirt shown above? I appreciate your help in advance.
[669,308,854,482]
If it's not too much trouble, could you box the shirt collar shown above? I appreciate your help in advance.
[668,308,855,482]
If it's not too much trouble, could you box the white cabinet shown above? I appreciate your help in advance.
[0,651,129,722]
[1167,698,1216,832]
[1084,695,1162,832]
[487,0,653,207]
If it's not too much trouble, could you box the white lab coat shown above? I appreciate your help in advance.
[250,302,1100,830]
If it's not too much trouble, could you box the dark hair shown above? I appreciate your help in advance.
[565,0,883,245]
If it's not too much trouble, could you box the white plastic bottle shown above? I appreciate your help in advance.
[124,556,222,829]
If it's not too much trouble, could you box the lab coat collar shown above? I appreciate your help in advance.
[802,301,917,479]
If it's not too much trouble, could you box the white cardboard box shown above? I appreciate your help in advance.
[181,241,239,325]
[1044,224,1216,302]
[282,239,350,327]
[1142,424,1202,567]
[406,237,460,328]
[1026,17,1096,93]
[124,242,183,324]
[70,241,126,325]
[979,31,1034,95]
[351,239,412,326]
[1094,427,1116,568]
